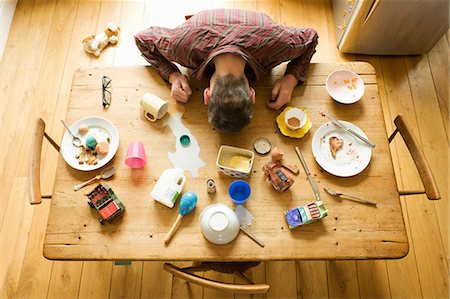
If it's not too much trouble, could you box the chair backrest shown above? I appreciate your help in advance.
[163,262,270,294]
[29,118,59,204]
[391,114,440,200]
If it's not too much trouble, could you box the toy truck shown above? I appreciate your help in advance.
[284,200,328,229]
[86,184,125,224]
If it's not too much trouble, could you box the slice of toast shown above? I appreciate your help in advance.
[329,136,344,158]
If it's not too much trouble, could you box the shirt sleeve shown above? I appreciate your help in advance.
[135,28,180,82]
[284,28,319,84]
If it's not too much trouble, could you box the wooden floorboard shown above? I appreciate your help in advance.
[0,1,448,299]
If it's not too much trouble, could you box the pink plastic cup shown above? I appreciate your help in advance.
[125,141,146,168]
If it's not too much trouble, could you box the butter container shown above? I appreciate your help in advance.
[216,145,254,178]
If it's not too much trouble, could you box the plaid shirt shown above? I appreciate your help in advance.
[135,9,318,83]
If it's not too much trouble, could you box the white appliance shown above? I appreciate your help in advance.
[332,0,449,54]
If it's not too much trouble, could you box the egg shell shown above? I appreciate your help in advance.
[271,147,284,162]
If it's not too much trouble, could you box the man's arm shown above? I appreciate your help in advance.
[168,72,192,103]
[285,28,319,84]
[268,28,318,109]
[268,74,298,110]
[135,29,192,102]
[135,29,180,82]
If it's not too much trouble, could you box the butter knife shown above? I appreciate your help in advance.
[295,147,321,201]
[325,114,375,148]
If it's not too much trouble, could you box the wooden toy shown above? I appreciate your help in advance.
[86,184,125,224]
[262,147,294,192]
[164,191,197,244]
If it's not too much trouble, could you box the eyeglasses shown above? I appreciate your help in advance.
[102,76,112,108]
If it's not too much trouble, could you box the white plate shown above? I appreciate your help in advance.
[312,121,371,177]
[61,116,119,171]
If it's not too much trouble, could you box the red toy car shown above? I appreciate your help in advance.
[86,184,125,224]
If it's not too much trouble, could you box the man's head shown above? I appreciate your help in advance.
[203,74,256,133]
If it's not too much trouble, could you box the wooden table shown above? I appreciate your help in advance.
[44,62,408,261]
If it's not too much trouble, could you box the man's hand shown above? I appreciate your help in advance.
[168,72,192,103]
[267,74,298,110]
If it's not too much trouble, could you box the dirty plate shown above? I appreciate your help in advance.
[61,116,119,171]
[312,121,371,177]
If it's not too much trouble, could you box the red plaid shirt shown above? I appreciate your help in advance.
[135,9,318,83]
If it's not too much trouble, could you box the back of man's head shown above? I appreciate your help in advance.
[208,75,253,133]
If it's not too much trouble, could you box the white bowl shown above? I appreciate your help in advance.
[199,204,240,245]
[326,70,365,104]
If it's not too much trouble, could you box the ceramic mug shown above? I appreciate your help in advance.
[140,93,168,122]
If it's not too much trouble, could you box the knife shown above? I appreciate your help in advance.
[295,147,321,202]
[325,114,375,148]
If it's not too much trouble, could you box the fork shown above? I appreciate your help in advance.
[324,186,377,206]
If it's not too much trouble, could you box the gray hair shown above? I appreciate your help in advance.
[208,75,253,133]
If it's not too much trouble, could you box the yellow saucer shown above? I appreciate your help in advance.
[276,106,312,138]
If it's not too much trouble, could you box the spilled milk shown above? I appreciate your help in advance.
[165,112,205,177]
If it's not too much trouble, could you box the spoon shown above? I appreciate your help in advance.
[73,166,116,191]
[61,119,82,147]
[324,186,377,206]
[235,205,265,248]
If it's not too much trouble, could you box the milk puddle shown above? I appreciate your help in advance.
[166,112,205,177]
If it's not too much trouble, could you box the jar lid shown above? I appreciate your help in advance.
[253,137,272,155]
[180,135,190,146]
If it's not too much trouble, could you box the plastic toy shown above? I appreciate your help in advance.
[284,200,328,229]
[86,184,125,224]
[82,22,120,57]
[164,191,197,244]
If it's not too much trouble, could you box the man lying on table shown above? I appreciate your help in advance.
[135,9,318,133]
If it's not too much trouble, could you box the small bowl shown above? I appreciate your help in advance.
[326,70,365,104]
[216,145,254,178]
[284,107,307,130]
[199,204,240,245]
[228,180,251,204]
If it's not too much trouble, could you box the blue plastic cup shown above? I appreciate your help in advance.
[228,180,251,204]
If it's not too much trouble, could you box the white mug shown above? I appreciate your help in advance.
[140,93,168,122]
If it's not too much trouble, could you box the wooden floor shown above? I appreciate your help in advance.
[0,0,448,298]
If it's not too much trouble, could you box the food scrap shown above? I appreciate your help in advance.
[74,126,111,165]
[78,125,89,135]
[329,136,344,158]
[344,77,358,90]
[95,141,110,155]
[76,146,98,165]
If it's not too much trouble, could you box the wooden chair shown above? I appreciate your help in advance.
[29,118,60,205]
[388,114,440,200]
[163,262,270,294]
